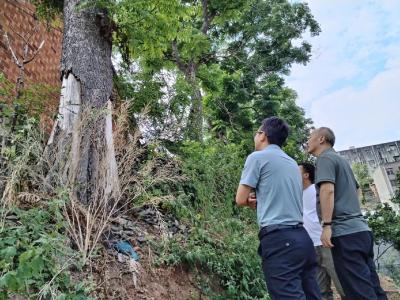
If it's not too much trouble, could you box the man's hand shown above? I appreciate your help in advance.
[247,192,257,210]
[321,226,334,248]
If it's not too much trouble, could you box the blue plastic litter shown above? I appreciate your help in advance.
[113,241,140,261]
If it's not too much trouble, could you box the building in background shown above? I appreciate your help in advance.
[339,141,400,206]
[373,162,400,206]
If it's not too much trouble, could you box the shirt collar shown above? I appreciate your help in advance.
[320,147,335,156]
[304,184,315,192]
[265,144,281,150]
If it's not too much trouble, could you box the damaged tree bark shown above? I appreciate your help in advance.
[47,0,119,205]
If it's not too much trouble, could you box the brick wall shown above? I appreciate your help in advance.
[0,0,62,89]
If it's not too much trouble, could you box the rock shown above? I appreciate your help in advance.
[144,218,156,225]
[137,236,146,244]
[123,229,135,236]
[138,208,153,218]
[5,215,18,220]
[124,221,136,229]
[117,253,124,263]
[117,217,129,225]
[111,225,122,232]
[131,206,143,214]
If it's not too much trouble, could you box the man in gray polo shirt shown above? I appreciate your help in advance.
[236,116,321,300]
[308,127,387,300]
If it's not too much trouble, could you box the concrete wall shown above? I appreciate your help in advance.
[373,162,400,211]
[339,141,400,207]
[374,166,394,204]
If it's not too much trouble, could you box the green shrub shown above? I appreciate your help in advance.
[158,140,269,299]
[0,198,92,299]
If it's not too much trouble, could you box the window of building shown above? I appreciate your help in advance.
[386,168,394,175]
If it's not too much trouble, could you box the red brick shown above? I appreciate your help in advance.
[0,0,62,88]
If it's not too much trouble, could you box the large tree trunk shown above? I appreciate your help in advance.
[47,0,119,204]
[185,63,203,142]
[171,41,204,142]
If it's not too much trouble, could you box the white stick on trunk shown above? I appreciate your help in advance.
[105,100,120,197]
[48,73,81,145]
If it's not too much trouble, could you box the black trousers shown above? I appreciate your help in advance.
[259,226,321,300]
[331,231,388,300]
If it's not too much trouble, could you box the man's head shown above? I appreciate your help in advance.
[307,127,335,156]
[254,116,289,151]
[298,162,315,189]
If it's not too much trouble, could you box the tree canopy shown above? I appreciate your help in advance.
[30,0,319,150]
[103,0,319,149]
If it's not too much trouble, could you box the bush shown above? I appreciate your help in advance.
[158,140,269,299]
[0,198,92,299]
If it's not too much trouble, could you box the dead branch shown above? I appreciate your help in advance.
[3,32,21,67]
[24,40,45,64]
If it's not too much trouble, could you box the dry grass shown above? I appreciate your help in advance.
[0,119,45,228]
[46,102,185,263]
[0,101,186,265]
[62,195,120,263]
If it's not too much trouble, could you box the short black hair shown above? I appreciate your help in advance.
[261,116,289,147]
[299,162,315,184]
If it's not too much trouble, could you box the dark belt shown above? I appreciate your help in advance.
[258,223,303,240]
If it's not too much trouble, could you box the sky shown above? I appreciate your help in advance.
[286,0,400,151]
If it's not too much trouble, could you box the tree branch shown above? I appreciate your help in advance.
[11,29,28,44]
[240,105,256,111]
[3,32,21,67]
[376,243,394,261]
[23,40,45,64]
[171,40,187,73]
[25,23,40,44]
[200,0,217,34]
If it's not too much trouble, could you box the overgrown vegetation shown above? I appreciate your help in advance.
[0,200,91,299]
[157,141,268,299]
[366,203,400,285]
[1,87,268,298]
[3,0,400,297]
[364,170,400,286]
[0,0,351,298]
[0,88,93,298]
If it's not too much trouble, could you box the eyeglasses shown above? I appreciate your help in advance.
[254,131,264,137]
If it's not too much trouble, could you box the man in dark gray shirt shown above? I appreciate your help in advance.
[307,127,387,300]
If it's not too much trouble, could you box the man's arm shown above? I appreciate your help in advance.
[236,184,256,209]
[237,153,259,210]
[320,182,334,248]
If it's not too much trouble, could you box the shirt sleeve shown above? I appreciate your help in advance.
[315,156,336,186]
[239,153,261,188]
